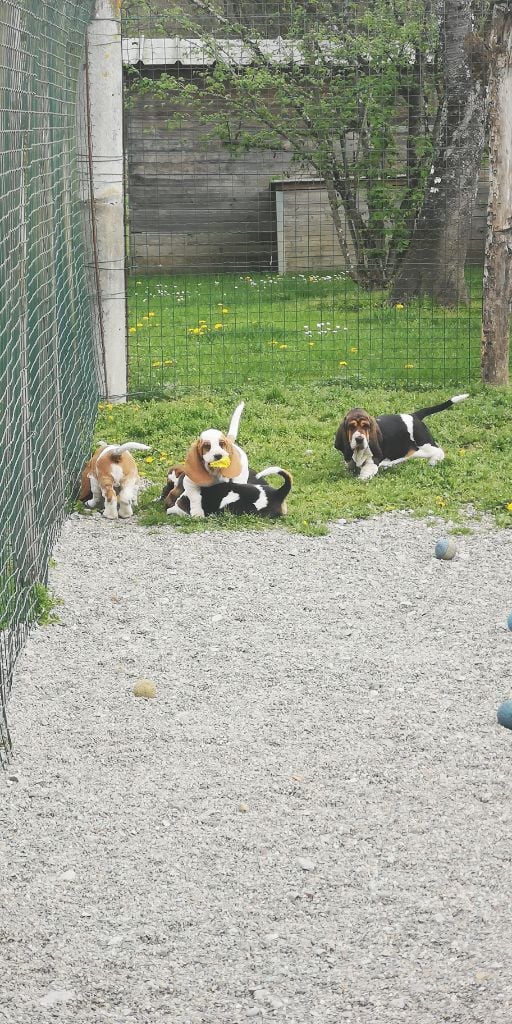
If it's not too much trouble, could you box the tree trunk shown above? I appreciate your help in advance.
[391,0,487,306]
[481,3,512,385]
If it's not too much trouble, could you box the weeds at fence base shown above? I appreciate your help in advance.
[0,582,62,633]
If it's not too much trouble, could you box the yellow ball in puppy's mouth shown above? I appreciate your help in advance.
[210,455,231,469]
[132,679,157,699]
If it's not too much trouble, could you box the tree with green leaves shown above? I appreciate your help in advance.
[125,0,489,304]
[125,0,440,290]
[391,0,489,306]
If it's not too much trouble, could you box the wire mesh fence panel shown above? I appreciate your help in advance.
[0,0,101,763]
[122,0,490,398]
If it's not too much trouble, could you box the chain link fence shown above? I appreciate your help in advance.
[0,0,103,763]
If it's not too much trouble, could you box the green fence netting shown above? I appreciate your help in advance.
[0,0,102,764]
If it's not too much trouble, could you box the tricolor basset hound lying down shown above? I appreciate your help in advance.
[334,393,469,480]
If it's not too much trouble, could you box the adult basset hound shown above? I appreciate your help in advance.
[334,393,469,481]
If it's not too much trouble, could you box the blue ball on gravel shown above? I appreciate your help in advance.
[497,699,512,730]
[434,537,457,560]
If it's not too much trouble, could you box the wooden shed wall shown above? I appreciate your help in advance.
[126,86,294,272]
[274,174,490,274]
[125,87,489,275]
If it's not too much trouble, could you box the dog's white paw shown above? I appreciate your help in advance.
[359,463,378,481]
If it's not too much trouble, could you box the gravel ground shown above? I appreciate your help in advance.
[1,510,512,1024]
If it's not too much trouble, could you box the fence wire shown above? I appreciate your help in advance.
[0,0,101,763]
[122,0,490,398]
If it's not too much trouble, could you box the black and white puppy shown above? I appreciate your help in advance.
[160,465,261,511]
[167,467,292,518]
[334,393,469,481]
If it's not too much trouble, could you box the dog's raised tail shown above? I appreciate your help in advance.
[113,442,151,454]
[227,401,245,440]
[98,442,151,460]
[414,393,469,421]
[256,466,293,498]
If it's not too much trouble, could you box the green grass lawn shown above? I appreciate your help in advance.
[94,383,512,535]
[127,269,485,396]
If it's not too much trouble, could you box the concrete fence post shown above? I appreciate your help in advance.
[86,0,127,402]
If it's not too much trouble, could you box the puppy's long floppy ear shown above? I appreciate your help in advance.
[219,438,242,479]
[334,418,353,462]
[78,460,93,501]
[368,418,384,462]
[183,442,214,486]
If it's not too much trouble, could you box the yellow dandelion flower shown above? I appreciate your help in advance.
[142,316,148,321]
[145,456,154,464]
[106,403,113,411]
[221,307,229,314]
[188,327,201,335]
[148,311,156,317]
[159,451,168,458]
[163,359,174,366]
[404,363,415,369]
[214,323,223,330]
[395,303,404,310]
[308,342,315,347]
[136,322,143,328]
[129,327,137,334]
[199,320,207,325]
[350,347,357,353]
[458,448,466,456]
[151,361,162,368]
[507,502,512,512]
[107,415,114,422]
[435,496,446,507]
[339,360,348,366]
[279,344,288,349]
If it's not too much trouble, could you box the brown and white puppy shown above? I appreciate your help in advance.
[79,442,151,519]
[334,394,469,481]
[160,465,187,510]
[168,402,250,518]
